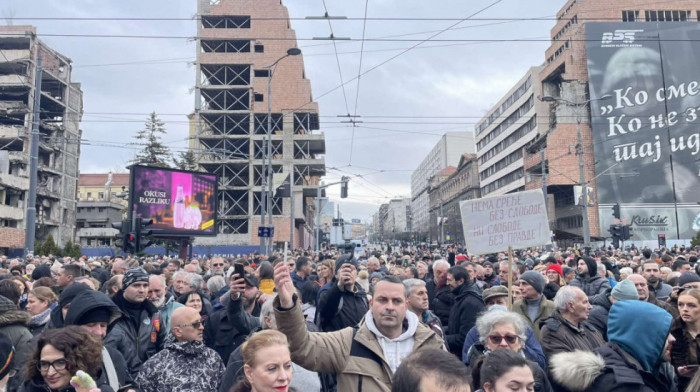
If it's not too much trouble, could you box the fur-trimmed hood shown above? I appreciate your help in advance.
[550,350,605,391]
[0,309,30,328]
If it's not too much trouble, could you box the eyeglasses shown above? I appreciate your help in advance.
[38,358,68,372]
[177,320,204,329]
[487,334,519,345]
[212,264,224,267]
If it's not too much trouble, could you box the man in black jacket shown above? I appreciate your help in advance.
[317,255,368,332]
[105,268,166,378]
[444,265,484,357]
[65,290,135,392]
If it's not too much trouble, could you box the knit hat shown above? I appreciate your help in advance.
[58,283,91,308]
[335,254,359,273]
[76,308,112,325]
[31,265,52,281]
[679,272,700,287]
[369,272,385,282]
[546,264,563,277]
[611,279,639,301]
[482,286,509,303]
[519,271,545,294]
[0,333,14,381]
[122,268,149,290]
[483,261,493,269]
[562,267,575,277]
[580,256,598,278]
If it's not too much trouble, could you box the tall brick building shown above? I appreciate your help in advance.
[522,0,700,243]
[0,26,83,253]
[192,0,325,249]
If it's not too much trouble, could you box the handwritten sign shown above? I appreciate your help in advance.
[459,189,550,255]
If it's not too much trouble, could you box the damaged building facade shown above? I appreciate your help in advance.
[192,0,325,249]
[0,26,83,252]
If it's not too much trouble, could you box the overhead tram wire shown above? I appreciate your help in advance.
[319,0,352,115]
[348,0,370,166]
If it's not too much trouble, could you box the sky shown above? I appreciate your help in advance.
[3,0,569,222]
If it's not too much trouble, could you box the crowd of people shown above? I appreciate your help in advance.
[0,243,695,391]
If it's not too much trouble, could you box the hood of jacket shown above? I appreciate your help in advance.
[64,290,122,326]
[580,256,597,279]
[0,295,29,328]
[164,335,209,357]
[607,300,671,373]
[550,350,606,391]
[591,288,613,309]
[365,309,419,372]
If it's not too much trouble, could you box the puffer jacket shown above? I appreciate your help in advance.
[104,291,166,378]
[569,257,610,301]
[588,288,614,340]
[431,285,453,328]
[317,281,368,332]
[512,295,556,341]
[0,295,33,392]
[539,311,605,359]
[274,297,445,392]
[136,335,225,392]
[550,301,676,392]
[445,282,485,356]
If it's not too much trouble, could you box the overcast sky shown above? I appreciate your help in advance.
[4,0,568,222]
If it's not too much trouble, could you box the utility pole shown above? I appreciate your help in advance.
[24,57,42,257]
[576,118,591,247]
[541,147,547,217]
[440,200,445,246]
[289,167,294,254]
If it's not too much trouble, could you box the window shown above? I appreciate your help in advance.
[98,192,104,199]
[201,15,251,29]
[622,10,639,22]
[254,93,264,102]
[254,44,264,53]
[645,10,690,21]
[254,70,270,77]
[87,192,92,199]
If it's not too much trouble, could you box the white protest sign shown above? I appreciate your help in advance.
[459,189,550,255]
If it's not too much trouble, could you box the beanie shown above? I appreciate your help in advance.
[562,267,575,277]
[519,271,545,294]
[335,255,359,274]
[31,265,52,281]
[0,333,14,381]
[58,283,91,309]
[611,279,639,301]
[581,256,598,278]
[546,264,563,277]
[679,272,700,287]
[76,308,112,326]
[122,268,149,290]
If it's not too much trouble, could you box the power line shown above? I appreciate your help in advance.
[348,0,370,166]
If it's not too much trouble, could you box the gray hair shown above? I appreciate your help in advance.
[150,274,166,287]
[433,259,450,271]
[476,310,527,344]
[173,270,189,280]
[259,293,278,329]
[403,278,426,294]
[554,285,582,313]
[206,275,226,294]
[619,267,633,277]
[188,273,204,291]
[417,261,428,270]
[499,260,518,273]
[597,263,607,276]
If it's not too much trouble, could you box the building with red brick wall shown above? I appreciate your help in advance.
[523,0,700,245]
[192,0,325,250]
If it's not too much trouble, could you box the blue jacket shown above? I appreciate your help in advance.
[158,293,184,334]
[462,323,547,372]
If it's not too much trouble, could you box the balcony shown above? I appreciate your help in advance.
[0,204,23,221]
[0,124,24,140]
[0,173,29,190]
[76,227,119,238]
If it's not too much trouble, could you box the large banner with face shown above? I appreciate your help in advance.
[586,22,700,240]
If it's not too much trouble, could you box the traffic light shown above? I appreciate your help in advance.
[612,203,621,220]
[609,224,622,249]
[340,176,349,198]
[111,220,133,252]
[621,225,633,241]
[135,218,154,252]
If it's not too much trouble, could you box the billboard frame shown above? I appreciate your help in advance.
[128,165,218,238]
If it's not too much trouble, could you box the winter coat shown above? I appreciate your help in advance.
[539,311,605,359]
[157,292,184,333]
[512,295,556,341]
[0,295,33,392]
[431,285,453,328]
[542,281,559,300]
[463,324,547,372]
[445,282,485,356]
[204,292,260,363]
[273,297,445,392]
[588,288,613,340]
[104,291,166,378]
[136,336,225,392]
[423,274,436,305]
[291,271,309,290]
[550,301,676,392]
[27,304,54,337]
[90,267,110,285]
[21,369,114,392]
[670,317,699,391]
[569,274,611,301]
[420,310,444,343]
[649,281,673,302]
[317,281,369,332]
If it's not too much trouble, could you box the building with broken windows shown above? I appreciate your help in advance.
[0,26,82,253]
[192,0,325,249]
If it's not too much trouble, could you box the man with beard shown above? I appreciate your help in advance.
[642,261,672,301]
[105,268,166,378]
[204,272,261,362]
[148,275,184,333]
[570,256,610,301]
[550,301,677,392]
[444,266,485,357]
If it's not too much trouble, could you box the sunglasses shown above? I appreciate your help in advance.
[487,334,519,345]
[177,320,204,329]
[212,264,224,267]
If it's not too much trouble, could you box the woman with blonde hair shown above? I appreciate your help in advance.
[26,287,58,336]
[230,329,297,392]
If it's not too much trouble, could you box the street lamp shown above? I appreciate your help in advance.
[260,47,301,256]
[540,94,611,249]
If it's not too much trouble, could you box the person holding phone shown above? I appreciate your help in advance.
[671,287,700,391]
[316,255,368,332]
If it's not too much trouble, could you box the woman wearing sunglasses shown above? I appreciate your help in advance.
[22,326,105,392]
[467,310,552,392]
